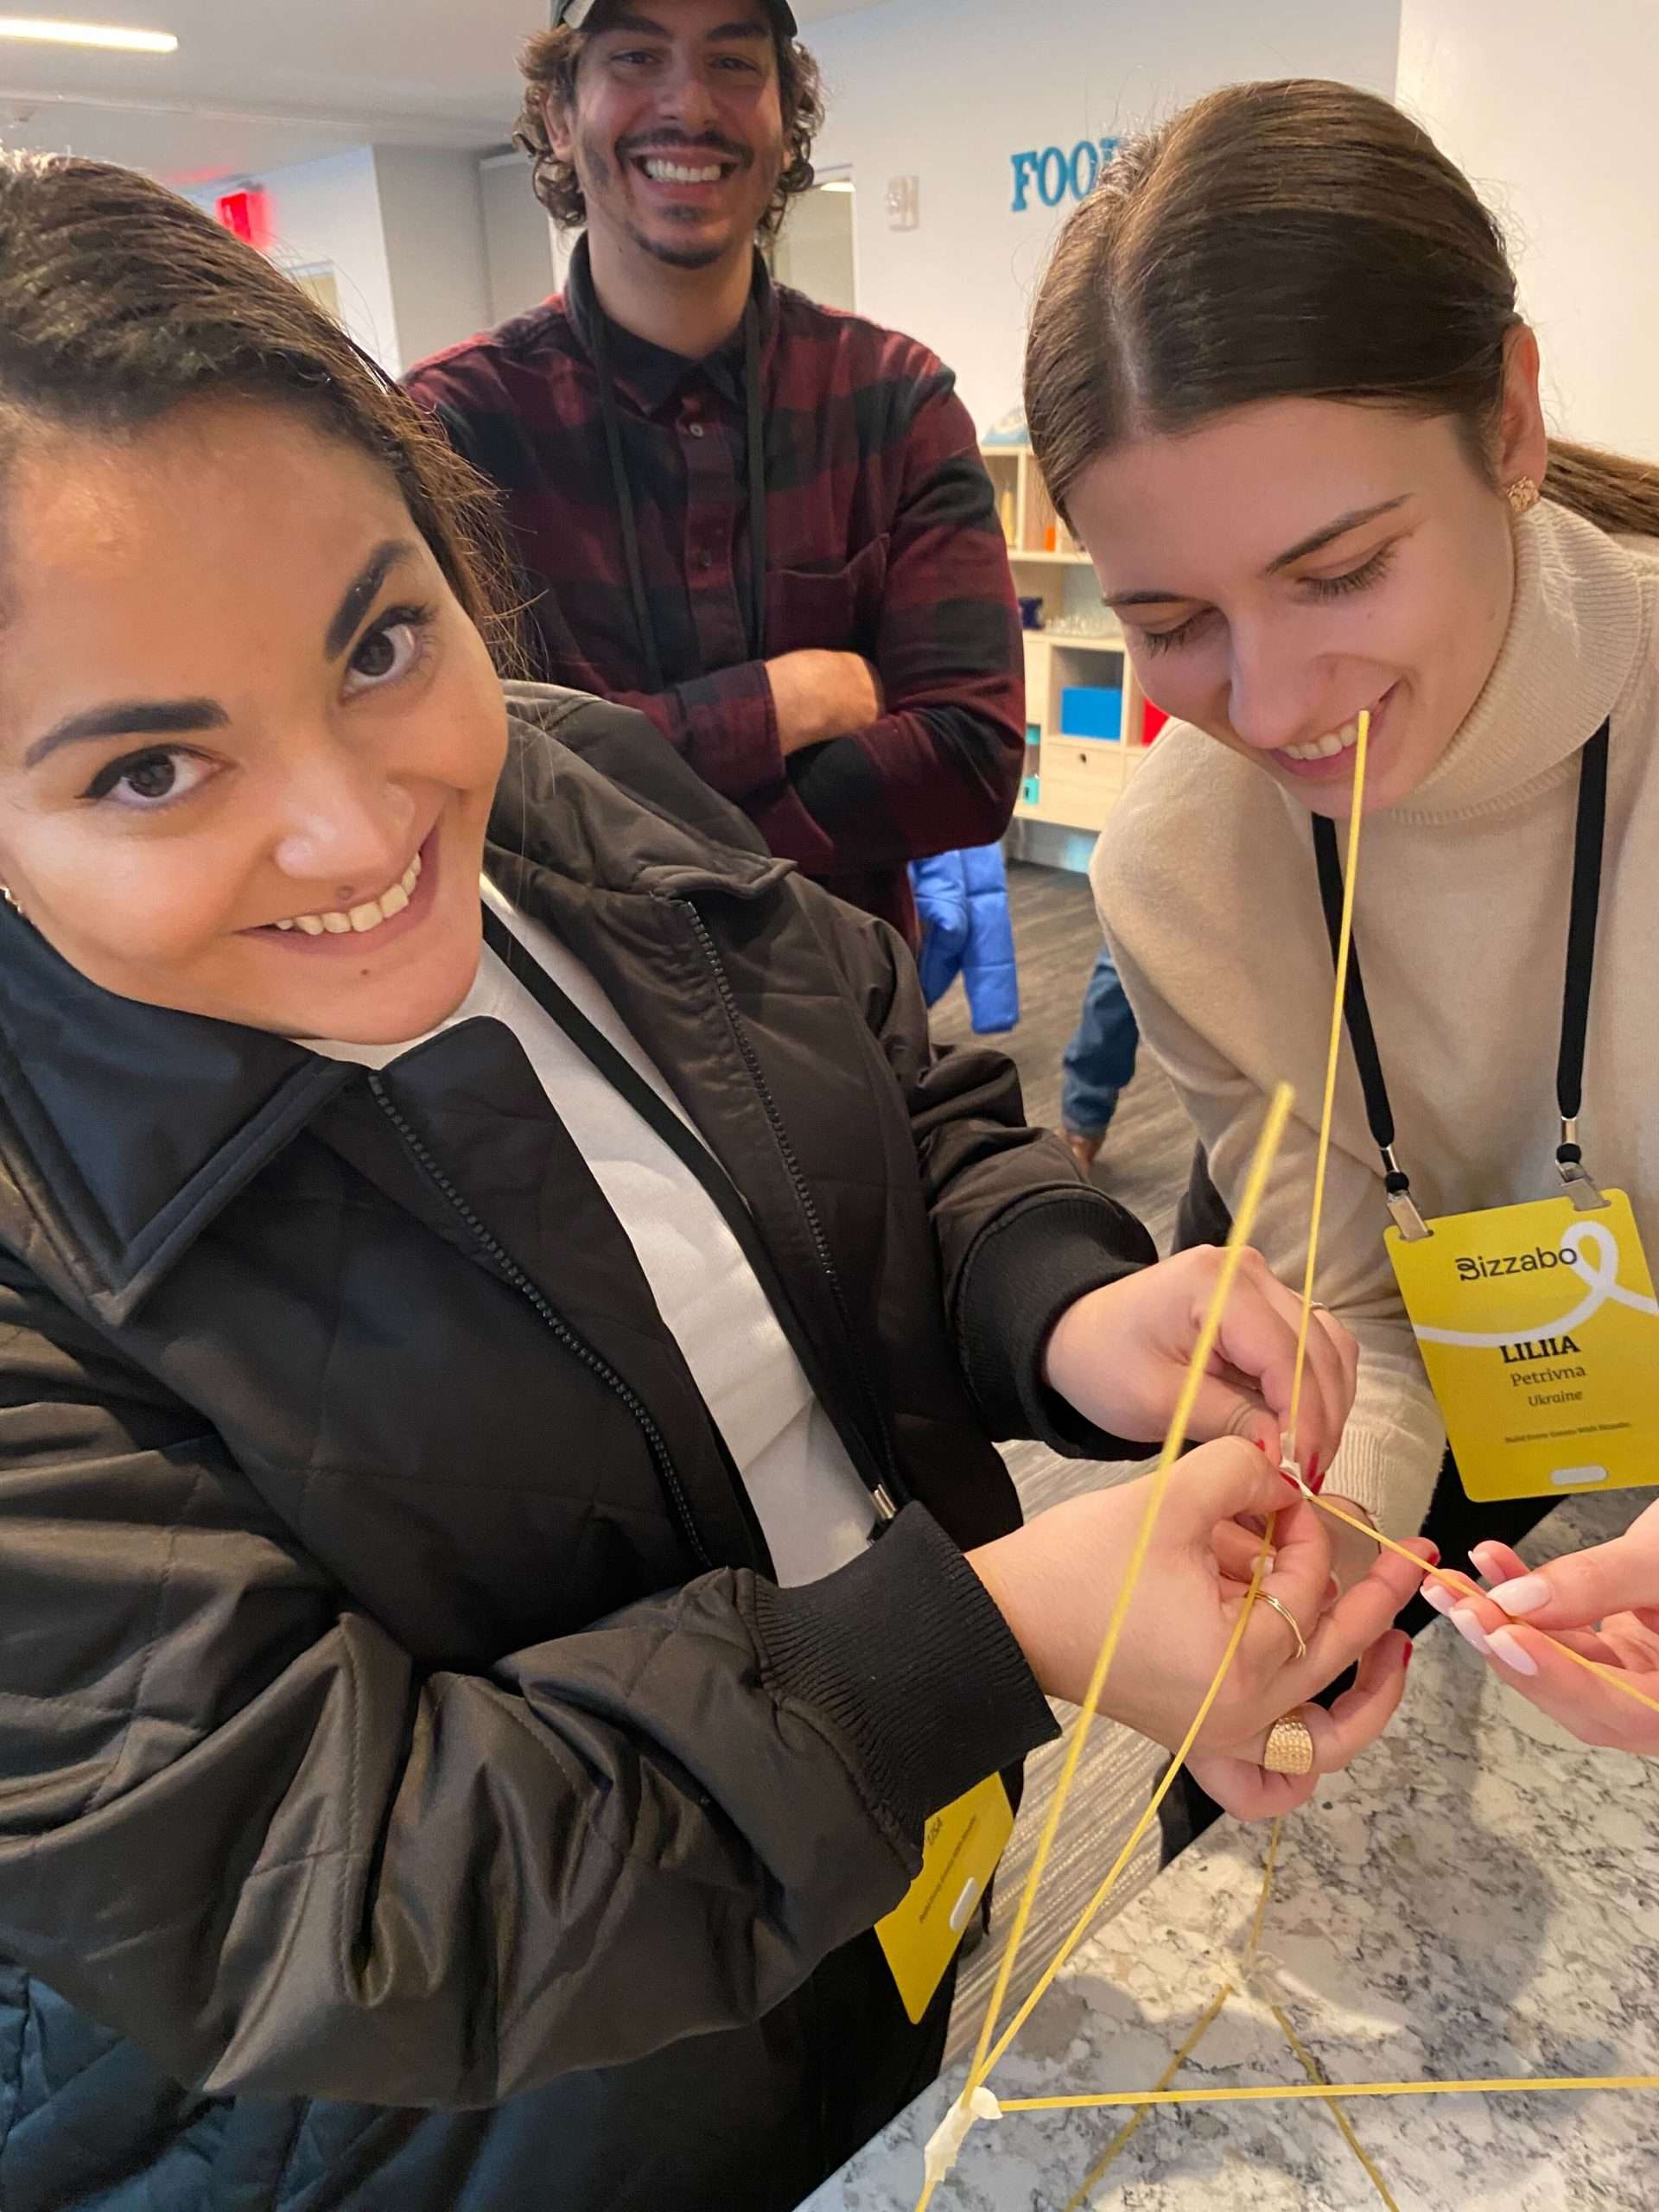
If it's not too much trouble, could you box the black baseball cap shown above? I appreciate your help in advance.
[552,0,799,31]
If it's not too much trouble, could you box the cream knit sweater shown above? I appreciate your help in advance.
[1093,501,1659,1536]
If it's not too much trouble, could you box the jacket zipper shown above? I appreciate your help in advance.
[368,1075,713,1573]
[677,900,903,1524]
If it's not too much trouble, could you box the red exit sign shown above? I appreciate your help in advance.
[213,188,270,249]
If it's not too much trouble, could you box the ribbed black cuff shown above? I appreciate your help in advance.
[787,734,885,827]
[749,1506,1057,1846]
[953,1191,1156,1458]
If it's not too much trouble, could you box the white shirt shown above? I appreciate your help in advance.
[305,882,876,1586]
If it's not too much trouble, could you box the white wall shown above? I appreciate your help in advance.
[1396,0,1659,459]
[480,152,560,326]
[188,148,400,374]
[804,0,1402,433]
[373,146,493,372]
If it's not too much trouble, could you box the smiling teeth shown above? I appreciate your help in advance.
[644,158,724,182]
[1281,717,1363,764]
[275,853,421,937]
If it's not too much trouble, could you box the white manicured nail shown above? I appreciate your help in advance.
[1423,1581,1457,1618]
[1488,1574,1550,1618]
[1451,1607,1493,1657]
[1487,1628,1540,1677]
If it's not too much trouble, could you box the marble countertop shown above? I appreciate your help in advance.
[807,1497,1659,2212]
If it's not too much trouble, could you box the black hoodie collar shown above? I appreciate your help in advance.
[561,232,779,416]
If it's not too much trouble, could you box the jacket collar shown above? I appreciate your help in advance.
[0,693,788,1324]
[561,232,779,416]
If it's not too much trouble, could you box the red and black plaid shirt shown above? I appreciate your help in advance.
[405,240,1024,938]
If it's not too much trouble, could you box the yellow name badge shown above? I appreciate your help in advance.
[1388,1189,1659,1503]
[875,1774,1014,2024]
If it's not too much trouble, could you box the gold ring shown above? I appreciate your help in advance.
[1257,1590,1308,1663]
[1263,1709,1316,1777]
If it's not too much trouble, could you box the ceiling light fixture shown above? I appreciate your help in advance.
[0,16,178,53]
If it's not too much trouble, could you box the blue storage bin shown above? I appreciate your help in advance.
[1059,685,1122,741]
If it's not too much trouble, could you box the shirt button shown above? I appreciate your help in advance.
[697,550,715,570]
[687,422,705,438]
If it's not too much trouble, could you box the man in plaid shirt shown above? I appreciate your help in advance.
[404,0,1024,940]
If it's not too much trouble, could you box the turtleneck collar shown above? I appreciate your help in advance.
[1396,499,1647,822]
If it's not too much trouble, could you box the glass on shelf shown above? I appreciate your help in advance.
[1045,613,1122,640]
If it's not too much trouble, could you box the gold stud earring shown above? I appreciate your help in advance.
[1506,475,1541,518]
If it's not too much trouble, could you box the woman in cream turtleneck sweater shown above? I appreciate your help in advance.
[1023,78,1659,1611]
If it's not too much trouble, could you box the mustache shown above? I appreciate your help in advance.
[620,132,750,168]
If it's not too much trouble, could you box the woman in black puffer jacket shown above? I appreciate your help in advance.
[0,153,1426,2212]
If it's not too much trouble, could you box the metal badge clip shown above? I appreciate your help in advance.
[1559,1120,1611,1212]
[1559,1157,1610,1212]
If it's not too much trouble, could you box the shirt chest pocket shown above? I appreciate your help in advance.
[764,535,890,660]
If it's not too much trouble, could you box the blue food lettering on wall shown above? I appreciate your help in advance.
[1010,137,1121,213]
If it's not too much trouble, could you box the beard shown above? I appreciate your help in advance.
[627,219,727,270]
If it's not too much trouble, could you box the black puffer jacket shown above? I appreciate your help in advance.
[0,689,1154,2212]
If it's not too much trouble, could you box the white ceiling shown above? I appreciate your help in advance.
[0,0,880,181]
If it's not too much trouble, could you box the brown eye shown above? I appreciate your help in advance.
[124,753,178,800]
[353,630,399,681]
[343,607,435,697]
[81,747,216,811]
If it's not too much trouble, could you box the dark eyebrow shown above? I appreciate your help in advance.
[1103,496,1413,609]
[21,538,420,768]
[23,697,229,770]
[325,538,418,659]
[1263,496,1411,574]
[1103,586,1198,611]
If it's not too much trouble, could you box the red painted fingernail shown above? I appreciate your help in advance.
[1424,1544,1441,1566]
[1255,1438,1269,1453]
[1402,1638,1414,1672]
[1306,1455,1325,1494]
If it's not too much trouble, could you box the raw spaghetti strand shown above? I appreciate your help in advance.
[915,1086,1296,2212]
[1309,1495,1659,1721]
[979,1528,1275,2082]
[1247,1812,1283,1962]
[1287,708,1370,1453]
[1265,1995,1402,2212]
[1062,1818,1285,2209]
[998,2074,1659,2114]
[1241,1816,1399,2209]
[1060,1983,1233,2212]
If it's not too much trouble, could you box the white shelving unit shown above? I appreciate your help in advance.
[981,443,1152,838]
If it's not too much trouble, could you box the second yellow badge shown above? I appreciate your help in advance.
[1389,1190,1659,1503]
[875,1774,1014,2024]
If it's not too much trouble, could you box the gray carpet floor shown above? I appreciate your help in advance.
[925,861,1198,2062]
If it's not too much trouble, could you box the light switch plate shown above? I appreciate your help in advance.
[886,175,919,231]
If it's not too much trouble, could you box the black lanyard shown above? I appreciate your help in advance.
[1311,717,1611,1239]
[588,293,769,690]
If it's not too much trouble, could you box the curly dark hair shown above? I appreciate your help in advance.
[513,19,824,242]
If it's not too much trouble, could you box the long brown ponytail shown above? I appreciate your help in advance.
[1026,79,1659,541]
[0,151,518,661]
